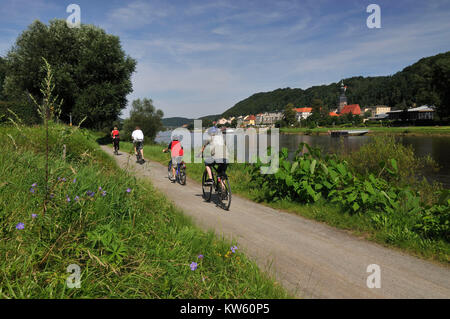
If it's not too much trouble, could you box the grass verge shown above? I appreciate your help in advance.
[0,124,290,298]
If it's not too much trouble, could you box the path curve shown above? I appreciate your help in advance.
[101,146,450,299]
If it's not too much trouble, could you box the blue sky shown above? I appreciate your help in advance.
[1,0,450,118]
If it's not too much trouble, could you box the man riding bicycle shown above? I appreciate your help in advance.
[131,126,145,163]
[200,126,228,186]
[162,134,184,182]
[111,126,120,154]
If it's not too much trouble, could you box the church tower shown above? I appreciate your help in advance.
[338,80,347,113]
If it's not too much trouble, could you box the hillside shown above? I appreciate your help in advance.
[222,51,450,119]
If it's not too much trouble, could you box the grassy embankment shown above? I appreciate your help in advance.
[280,126,450,136]
[111,139,449,265]
[0,124,290,298]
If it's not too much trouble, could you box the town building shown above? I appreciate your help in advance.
[294,107,312,121]
[340,104,361,115]
[387,105,435,121]
[364,105,391,117]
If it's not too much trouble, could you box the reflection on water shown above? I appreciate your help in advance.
[155,131,450,187]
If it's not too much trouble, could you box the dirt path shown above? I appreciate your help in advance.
[101,145,450,299]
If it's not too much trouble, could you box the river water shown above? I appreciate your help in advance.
[155,131,450,187]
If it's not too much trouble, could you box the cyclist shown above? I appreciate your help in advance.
[131,126,145,163]
[200,126,228,186]
[111,126,120,154]
[163,134,184,182]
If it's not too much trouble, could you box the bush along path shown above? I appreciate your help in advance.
[101,144,450,298]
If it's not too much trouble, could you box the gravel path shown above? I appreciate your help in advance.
[101,145,450,299]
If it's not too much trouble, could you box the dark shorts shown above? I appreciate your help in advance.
[205,158,228,176]
[113,137,120,147]
[134,141,143,150]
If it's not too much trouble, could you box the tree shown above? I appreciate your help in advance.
[3,19,136,129]
[231,118,237,127]
[123,98,163,142]
[283,103,296,126]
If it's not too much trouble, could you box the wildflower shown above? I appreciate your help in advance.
[66,196,70,202]
[30,188,35,193]
[126,188,131,193]
[74,196,80,202]
[198,254,204,259]
[58,177,61,181]
[102,191,107,197]
[98,186,102,191]
[50,193,55,199]
[190,262,198,271]
[86,191,95,197]
[16,222,25,230]
[231,246,238,253]
[31,183,37,187]
[32,214,37,218]
[62,178,66,182]
[73,178,77,183]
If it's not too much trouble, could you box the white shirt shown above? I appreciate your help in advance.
[131,130,144,141]
[205,133,228,160]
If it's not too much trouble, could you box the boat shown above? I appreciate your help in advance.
[330,130,369,137]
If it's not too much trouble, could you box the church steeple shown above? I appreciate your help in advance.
[338,80,348,113]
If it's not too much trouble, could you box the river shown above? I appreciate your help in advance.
[155,131,450,187]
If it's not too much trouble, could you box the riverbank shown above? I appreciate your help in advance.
[280,126,450,136]
[0,124,289,298]
[114,141,449,265]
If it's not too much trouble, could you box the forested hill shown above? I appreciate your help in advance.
[222,51,450,118]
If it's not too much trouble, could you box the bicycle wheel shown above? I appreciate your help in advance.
[202,170,212,201]
[219,176,232,211]
[179,165,187,185]
[168,161,174,180]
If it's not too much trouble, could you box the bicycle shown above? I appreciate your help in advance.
[113,138,119,155]
[202,163,231,211]
[168,159,187,185]
[134,140,145,164]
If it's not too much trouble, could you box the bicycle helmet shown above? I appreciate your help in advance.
[208,126,219,135]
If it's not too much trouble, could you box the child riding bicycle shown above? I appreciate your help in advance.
[163,134,184,182]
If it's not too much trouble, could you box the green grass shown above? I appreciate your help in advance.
[0,124,290,298]
[129,141,449,264]
[280,126,450,136]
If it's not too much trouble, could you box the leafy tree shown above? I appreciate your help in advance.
[231,118,237,127]
[283,103,297,126]
[3,19,136,129]
[122,98,163,142]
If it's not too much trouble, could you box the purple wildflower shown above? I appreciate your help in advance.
[62,178,66,182]
[50,193,55,199]
[73,178,77,183]
[86,191,95,197]
[74,196,80,202]
[190,262,198,271]
[66,196,70,202]
[198,254,204,259]
[98,186,102,191]
[16,222,25,230]
[126,188,131,193]
[58,177,61,181]
[102,191,107,197]
[32,214,37,218]
[30,188,35,193]
[31,183,37,187]
[231,246,238,253]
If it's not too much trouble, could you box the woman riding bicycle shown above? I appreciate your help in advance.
[200,126,228,186]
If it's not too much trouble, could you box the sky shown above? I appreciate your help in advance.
[1,0,450,119]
